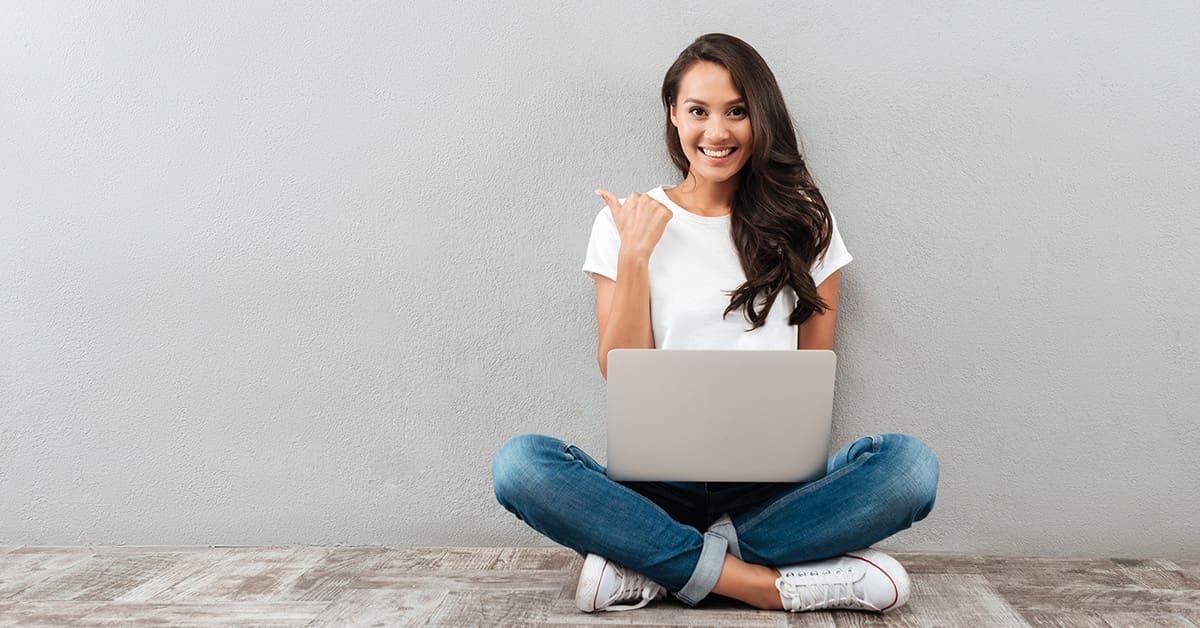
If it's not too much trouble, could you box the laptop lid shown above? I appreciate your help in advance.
[606,349,837,482]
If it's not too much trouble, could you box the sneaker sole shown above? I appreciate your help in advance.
[844,549,911,612]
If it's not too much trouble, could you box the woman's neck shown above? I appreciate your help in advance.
[666,173,738,217]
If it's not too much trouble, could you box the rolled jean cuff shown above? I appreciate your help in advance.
[674,529,728,606]
[706,513,742,560]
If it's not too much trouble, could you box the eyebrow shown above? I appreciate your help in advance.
[682,98,746,107]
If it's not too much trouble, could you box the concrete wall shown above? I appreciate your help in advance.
[2,1,1197,556]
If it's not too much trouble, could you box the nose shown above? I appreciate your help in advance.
[704,118,732,142]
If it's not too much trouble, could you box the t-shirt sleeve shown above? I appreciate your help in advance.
[582,206,621,282]
[810,212,852,287]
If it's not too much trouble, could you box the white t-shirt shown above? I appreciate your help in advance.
[582,185,852,350]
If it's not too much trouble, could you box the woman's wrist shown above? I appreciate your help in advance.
[617,247,652,267]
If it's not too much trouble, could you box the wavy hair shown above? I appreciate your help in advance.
[662,33,833,329]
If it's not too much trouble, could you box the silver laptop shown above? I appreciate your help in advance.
[606,349,837,482]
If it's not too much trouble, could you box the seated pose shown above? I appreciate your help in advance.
[492,33,938,614]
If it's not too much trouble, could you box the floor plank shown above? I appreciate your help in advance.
[307,588,447,626]
[544,596,789,627]
[0,548,94,600]
[1116,558,1200,590]
[1018,611,1111,627]
[81,601,327,626]
[0,601,107,627]
[420,590,554,627]
[491,547,580,571]
[993,582,1200,614]
[113,546,325,602]
[1099,612,1198,628]
[278,546,384,602]
[111,548,232,603]
[351,568,570,592]
[901,574,1029,626]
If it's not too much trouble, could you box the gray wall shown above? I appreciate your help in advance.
[2,1,1197,557]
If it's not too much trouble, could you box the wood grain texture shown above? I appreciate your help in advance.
[307,588,447,627]
[0,546,1196,626]
[0,548,93,600]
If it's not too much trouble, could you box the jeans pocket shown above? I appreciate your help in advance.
[564,443,607,474]
[827,434,882,475]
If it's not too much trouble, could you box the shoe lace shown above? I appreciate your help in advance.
[604,565,664,611]
[775,566,879,612]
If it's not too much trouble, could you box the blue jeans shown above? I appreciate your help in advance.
[491,432,938,606]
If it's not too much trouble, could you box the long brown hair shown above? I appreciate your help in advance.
[662,33,833,329]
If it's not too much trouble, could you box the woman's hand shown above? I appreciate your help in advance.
[596,189,673,260]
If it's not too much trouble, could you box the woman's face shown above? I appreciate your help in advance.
[670,61,753,185]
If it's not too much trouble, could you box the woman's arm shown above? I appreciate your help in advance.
[594,254,655,379]
[797,270,841,350]
[592,190,673,379]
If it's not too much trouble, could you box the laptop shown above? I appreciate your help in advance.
[605,349,837,482]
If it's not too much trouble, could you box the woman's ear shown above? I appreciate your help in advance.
[669,102,678,128]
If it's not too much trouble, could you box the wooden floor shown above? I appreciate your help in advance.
[0,546,1197,627]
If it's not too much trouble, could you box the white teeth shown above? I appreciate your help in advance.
[702,147,733,158]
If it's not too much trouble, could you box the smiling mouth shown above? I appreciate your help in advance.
[700,147,736,158]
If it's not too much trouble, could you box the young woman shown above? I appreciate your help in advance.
[491,33,939,615]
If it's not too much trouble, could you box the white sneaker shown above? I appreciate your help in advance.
[775,548,911,613]
[575,553,667,612]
